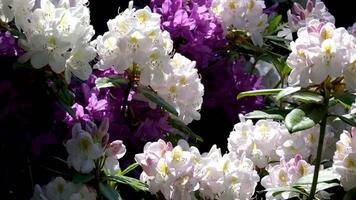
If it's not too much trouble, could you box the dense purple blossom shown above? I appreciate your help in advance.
[63,68,172,146]
[151,0,225,69]
[203,59,264,121]
[0,31,22,56]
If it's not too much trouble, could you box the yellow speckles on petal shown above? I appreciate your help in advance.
[298,163,307,176]
[247,0,255,11]
[169,85,177,93]
[104,37,117,50]
[137,12,148,24]
[172,148,182,161]
[223,161,230,173]
[279,170,287,185]
[345,157,356,169]
[320,27,333,40]
[179,76,187,86]
[228,1,237,10]
[158,161,168,176]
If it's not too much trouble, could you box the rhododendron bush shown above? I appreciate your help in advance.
[0,0,355,199]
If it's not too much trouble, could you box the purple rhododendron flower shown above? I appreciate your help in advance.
[0,31,23,56]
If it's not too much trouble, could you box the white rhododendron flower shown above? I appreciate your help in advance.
[277,125,335,161]
[287,19,356,88]
[229,116,336,167]
[135,139,259,200]
[0,0,14,22]
[104,140,127,175]
[135,139,199,200]
[31,177,96,200]
[196,146,259,200]
[261,155,314,200]
[150,53,204,124]
[15,0,95,83]
[333,127,356,191]
[94,2,172,83]
[228,116,284,168]
[212,0,268,46]
[65,123,103,173]
[287,0,335,32]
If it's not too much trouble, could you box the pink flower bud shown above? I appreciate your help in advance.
[106,140,126,159]
[292,2,305,15]
[306,0,314,13]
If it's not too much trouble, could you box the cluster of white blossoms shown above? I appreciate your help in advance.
[65,119,126,174]
[287,19,356,90]
[135,139,259,200]
[10,0,96,83]
[95,2,204,124]
[287,0,335,32]
[333,127,356,191]
[261,154,314,200]
[211,0,268,46]
[196,146,259,200]
[150,53,204,124]
[227,115,335,168]
[31,176,96,200]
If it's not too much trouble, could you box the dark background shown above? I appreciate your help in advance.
[0,0,354,199]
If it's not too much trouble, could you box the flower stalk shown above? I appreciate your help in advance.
[308,94,330,199]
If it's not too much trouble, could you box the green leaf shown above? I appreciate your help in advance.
[168,118,203,142]
[50,80,75,118]
[121,163,140,176]
[276,87,301,100]
[315,182,339,192]
[8,27,26,39]
[285,104,325,133]
[295,168,338,185]
[333,92,356,109]
[236,89,282,100]
[290,91,324,104]
[72,173,94,184]
[99,183,122,200]
[266,15,282,34]
[95,77,129,89]
[245,110,284,120]
[331,114,356,127]
[137,86,178,116]
[264,187,306,197]
[106,175,149,192]
[343,188,356,200]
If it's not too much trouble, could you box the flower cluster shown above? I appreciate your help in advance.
[228,116,335,168]
[287,19,356,89]
[135,139,259,199]
[31,177,96,200]
[261,154,314,200]
[151,0,226,69]
[196,146,259,200]
[15,0,96,83]
[333,127,356,191]
[287,0,335,32]
[211,0,268,46]
[65,119,126,174]
[95,2,204,124]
